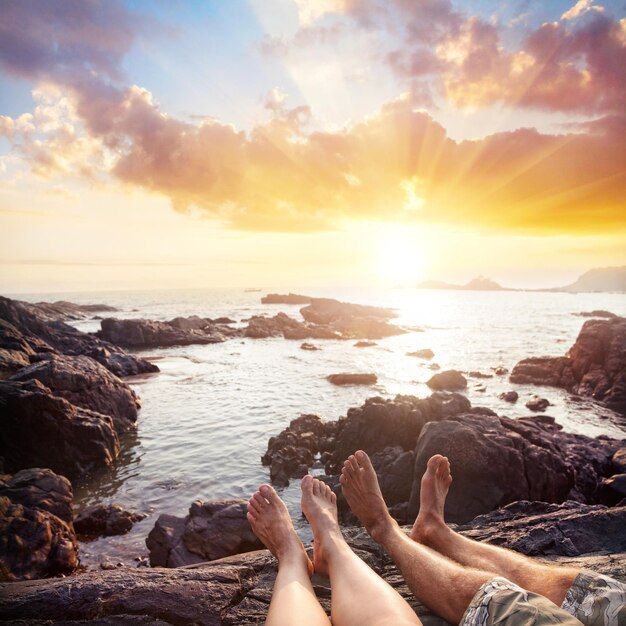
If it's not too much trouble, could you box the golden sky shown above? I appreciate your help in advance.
[0,0,625,292]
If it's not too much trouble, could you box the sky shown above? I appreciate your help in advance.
[0,0,625,293]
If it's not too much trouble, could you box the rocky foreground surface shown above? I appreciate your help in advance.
[1,504,625,625]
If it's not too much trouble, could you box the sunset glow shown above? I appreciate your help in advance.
[0,0,625,292]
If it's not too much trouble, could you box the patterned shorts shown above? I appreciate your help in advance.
[460,571,626,626]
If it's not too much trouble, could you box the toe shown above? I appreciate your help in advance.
[349,455,360,473]
[253,492,268,508]
[356,450,375,475]
[427,454,444,470]
[313,479,321,496]
[246,511,257,525]
[330,491,337,505]
[301,474,314,495]
[248,499,262,515]
[259,484,276,502]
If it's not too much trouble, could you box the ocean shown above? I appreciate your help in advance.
[11,287,626,569]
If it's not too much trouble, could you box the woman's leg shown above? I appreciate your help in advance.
[247,485,331,626]
[300,475,423,626]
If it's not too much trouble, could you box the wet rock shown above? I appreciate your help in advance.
[262,414,331,486]
[300,342,320,351]
[510,317,626,415]
[492,366,509,375]
[0,468,78,581]
[244,313,339,340]
[407,349,434,359]
[0,380,119,479]
[0,296,157,378]
[525,396,550,412]
[426,370,467,391]
[146,499,262,567]
[10,354,140,433]
[468,371,493,379]
[327,373,377,386]
[575,310,617,318]
[261,293,312,304]
[74,504,147,539]
[99,317,230,348]
[499,390,519,403]
[428,363,441,370]
[354,340,377,347]
[598,475,626,506]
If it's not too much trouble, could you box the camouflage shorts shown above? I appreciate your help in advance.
[561,570,626,626]
[461,577,582,626]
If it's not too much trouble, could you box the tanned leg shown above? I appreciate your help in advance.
[410,454,579,605]
[247,484,331,626]
[301,475,422,626]
[340,452,494,625]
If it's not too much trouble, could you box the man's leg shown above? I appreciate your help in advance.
[247,485,331,626]
[340,451,581,622]
[300,475,423,626]
[409,454,580,605]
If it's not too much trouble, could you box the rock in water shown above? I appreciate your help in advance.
[261,293,312,304]
[74,504,147,539]
[426,370,467,391]
[0,379,119,479]
[525,396,550,412]
[510,317,626,415]
[327,373,378,386]
[499,390,519,403]
[407,349,435,359]
[10,354,140,433]
[146,499,262,567]
[0,468,78,581]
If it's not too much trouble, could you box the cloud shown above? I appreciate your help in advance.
[561,0,604,21]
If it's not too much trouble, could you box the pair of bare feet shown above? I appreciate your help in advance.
[247,451,453,577]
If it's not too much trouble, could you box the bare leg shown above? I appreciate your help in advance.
[247,484,331,626]
[341,453,494,624]
[301,474,422,626]
[410,454,579,605]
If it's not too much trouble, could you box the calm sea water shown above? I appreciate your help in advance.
[12,287,626,568]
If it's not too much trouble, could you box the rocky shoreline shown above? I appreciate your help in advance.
[1,294,625,623]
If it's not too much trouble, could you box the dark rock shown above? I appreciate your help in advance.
[613,448,626,472]
[244,313,340,340]
[0,468,78,581]
[328,393,471,474]
[1,516,624,625]
[510,317,626,415]
[262,414,330,486]
[146,499,262,567]
[525,396,550,411]
[499,390,519,403]
[261,293,312,304]
[407,349,434,359]
[457,501,626,556]
[74,504,146,539]
[0,380,119,479]
[575,310,617,318]
[300,342,320,351]
[99,317,230,349]
[354,341,377,347]
[492,366,509,375]
[327,373,377,386]
[468,371,493,379]
[370,447,415,506]
[10,354,140,433]
[17,300,118,322]
[213,317,236,325]
[0,296,157,378]
[426,370,467,391]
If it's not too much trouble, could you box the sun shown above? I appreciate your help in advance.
[374,225,426,285]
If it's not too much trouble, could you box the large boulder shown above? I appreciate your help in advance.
[0,468,78,581]
[244,313,340,340]
[0,380,119,479]
[426,370,467,391]
[146,499,263,567]
[407,411,625,523]
[99,318,229,348]
[10,354,140,433]
[511,317,626,415]
[74,504,146,539]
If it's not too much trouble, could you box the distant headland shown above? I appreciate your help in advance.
[417,266,626,293]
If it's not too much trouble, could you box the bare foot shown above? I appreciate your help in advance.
[247,484,312,574]
[339,450,395,543]
[300,475,340,577]
[410,454,452,544]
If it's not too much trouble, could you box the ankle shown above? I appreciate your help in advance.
[370,514,398,545]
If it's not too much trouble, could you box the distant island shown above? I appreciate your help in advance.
[417,266,626,293]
